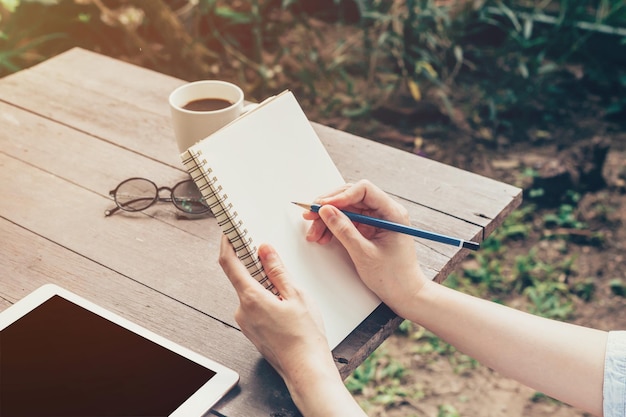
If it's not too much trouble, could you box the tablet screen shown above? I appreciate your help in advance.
[0,295,217,417]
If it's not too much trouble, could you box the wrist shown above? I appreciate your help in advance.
[394,278,439,323]
[385,265,430,320]
[283,353,366,417]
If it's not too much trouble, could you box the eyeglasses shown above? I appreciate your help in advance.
[105,177,210,217]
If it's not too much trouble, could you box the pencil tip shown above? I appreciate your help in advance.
[292,202,311,210]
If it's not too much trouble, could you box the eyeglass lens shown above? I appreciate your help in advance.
[171,181,209,213]
[113,178,209,214]
[115,178,157,212]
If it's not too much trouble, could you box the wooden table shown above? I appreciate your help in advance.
[0,48,521,416]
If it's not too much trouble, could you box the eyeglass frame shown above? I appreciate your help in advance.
[105,177,211,217]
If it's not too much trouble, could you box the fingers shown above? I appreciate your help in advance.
[219,235,294,298]
[305,217,333,244]
[317,205,369,257]
[219,234,258,295]
[303,181,369,243]
[301,183,352,222]
[257,243,293,297]
[320,180,396,218]
[304,180,409,243]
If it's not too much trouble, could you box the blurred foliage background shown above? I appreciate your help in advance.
[1,0,625,143]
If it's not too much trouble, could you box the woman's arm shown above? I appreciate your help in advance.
[408,280,607,416]
[309,180,608,416]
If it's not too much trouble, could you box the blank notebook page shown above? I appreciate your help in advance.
[190,91,380,349]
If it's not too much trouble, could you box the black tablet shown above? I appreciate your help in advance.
[0,284,239,416]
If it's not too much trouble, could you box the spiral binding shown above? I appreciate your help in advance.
[182,149,278,296]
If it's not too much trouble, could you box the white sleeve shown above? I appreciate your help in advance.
[604,331,626,417]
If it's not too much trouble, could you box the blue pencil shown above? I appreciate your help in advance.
[292,202,480,251]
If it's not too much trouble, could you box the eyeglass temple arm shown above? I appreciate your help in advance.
[105,206,121,217]
[105,189,119,216]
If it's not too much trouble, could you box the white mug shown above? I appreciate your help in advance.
[169,80,246,153]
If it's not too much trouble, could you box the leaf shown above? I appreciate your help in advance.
[538,63,558,75]
[0,0,20,13]
[341,102,370,118]
[438,404,461,417]
[610,279,626,297]
[281,0,298,8]
[215,7,253,25]
[518,62,529,79]
[408,79,422,101]
[415,60,438,79]
[453,45,463,62]
[523,17,533,40]
[497,2,522,32]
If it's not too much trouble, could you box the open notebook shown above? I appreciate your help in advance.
[181,90,381,349]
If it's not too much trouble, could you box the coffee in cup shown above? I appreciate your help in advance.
[182,98,234,112]
[169,80,246,153]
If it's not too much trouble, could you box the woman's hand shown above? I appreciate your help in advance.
[219,235,330,380]
[219,235,367,417]
[304,180,427,318]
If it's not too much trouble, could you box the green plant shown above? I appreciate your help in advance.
[345,348,406,394]
[524,280,573,319]
[346,352,379,394]
[497,203,535,240]
[513,249,577,319]
[610,279,626,297]
[463,254,508,294]
[572,278,596,302]
[438,403,461,417]
[543,203,587,229]
[408,328,478,374]
[345,346,418,410]
[462,0,626,133]
[0,0,67,75]
[396,318,414,335]
[413,329,456,356]
[448,204,537,298]
[197,0,284,91]
[531,391,563,405]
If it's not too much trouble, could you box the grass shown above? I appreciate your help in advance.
[345,347,415,411]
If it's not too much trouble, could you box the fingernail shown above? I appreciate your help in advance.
[259,244,277,262]
[320,205,338,224]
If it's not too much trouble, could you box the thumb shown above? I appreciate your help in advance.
[258,244,292,297]
[318,205,369,256]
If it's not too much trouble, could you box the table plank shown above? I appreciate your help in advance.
[0,150,237,320]
[0,67,182,169]
[316,124,522,236]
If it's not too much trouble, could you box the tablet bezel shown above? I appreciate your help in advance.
[0,284,239,416]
